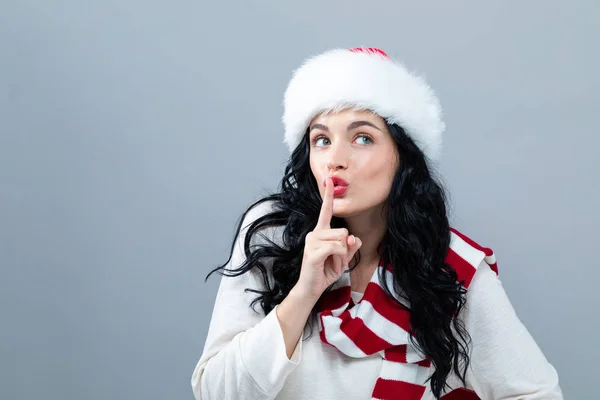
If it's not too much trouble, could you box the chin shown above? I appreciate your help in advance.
[333,198,384,219]
[332,199,358,218]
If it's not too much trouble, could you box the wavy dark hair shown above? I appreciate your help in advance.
[206,121,471,398]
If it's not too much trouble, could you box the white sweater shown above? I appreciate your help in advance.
[191,203,563,399]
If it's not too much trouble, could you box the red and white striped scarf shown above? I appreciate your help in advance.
[316,228,498,400]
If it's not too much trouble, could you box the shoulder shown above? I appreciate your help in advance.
[446,227,499,289]
[235,198,284,244]
[240,198,279,230]
[244,198,286,247]
[226,198,286,277]
[217,199,283,300]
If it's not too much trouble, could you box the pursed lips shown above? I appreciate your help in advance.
[324,176,349,187]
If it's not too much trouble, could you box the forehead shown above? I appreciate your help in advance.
[310,108,385,127]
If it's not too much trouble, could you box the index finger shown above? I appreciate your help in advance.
[316,177,334,229]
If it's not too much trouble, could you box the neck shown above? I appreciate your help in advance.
[344,205,387,268]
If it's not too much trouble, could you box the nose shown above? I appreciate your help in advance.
[326,142,349,171]
[327,160,346,171]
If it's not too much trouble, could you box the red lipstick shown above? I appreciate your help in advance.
[330,176,349,187]
[324,176,349,196]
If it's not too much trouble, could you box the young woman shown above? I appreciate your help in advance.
[191,47,563,399]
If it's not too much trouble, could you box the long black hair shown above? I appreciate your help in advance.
[206,122,471,398]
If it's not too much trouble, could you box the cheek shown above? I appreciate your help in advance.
[309,156,323,186]
[309,156,317,175]
[359,157,397,193]
[361,159,393,181]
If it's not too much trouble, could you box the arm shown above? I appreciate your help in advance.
[191,202,303,400]
[464,261,563,399]
[277,285,318,359]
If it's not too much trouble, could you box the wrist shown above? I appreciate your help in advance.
[290,284,321,307]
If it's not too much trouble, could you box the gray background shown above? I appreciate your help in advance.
[1,1,597,399]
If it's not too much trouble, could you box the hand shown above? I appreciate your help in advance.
[295,177,362,301]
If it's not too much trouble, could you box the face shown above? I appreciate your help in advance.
[308,108,399,218]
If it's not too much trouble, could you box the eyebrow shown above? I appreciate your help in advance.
[348,120,381,131]
[309,120,382,133]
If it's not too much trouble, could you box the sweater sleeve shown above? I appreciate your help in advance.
[191,203,303,400]
[463,261,563,399]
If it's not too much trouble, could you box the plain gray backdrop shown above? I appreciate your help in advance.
[1,1,598,399]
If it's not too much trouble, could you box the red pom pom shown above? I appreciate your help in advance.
[348,47,389,58]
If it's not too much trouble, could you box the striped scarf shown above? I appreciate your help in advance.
[316,228,498,400]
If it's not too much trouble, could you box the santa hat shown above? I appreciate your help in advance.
[282,47,445,162]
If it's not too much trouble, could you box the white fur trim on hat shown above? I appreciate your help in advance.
[282,48,445,162]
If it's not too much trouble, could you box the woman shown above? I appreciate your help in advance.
[191,47,563,399]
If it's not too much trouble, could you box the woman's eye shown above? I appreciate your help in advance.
[356,135,372,145]
[314,137,330,146]
[312,135,372,146]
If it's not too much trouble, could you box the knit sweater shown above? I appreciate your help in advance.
[191,202,563,399]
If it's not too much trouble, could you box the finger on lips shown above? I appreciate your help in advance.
[315,176,363,273]
[317,177,334,229]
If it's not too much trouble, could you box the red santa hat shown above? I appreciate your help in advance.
[282,47,445,162]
